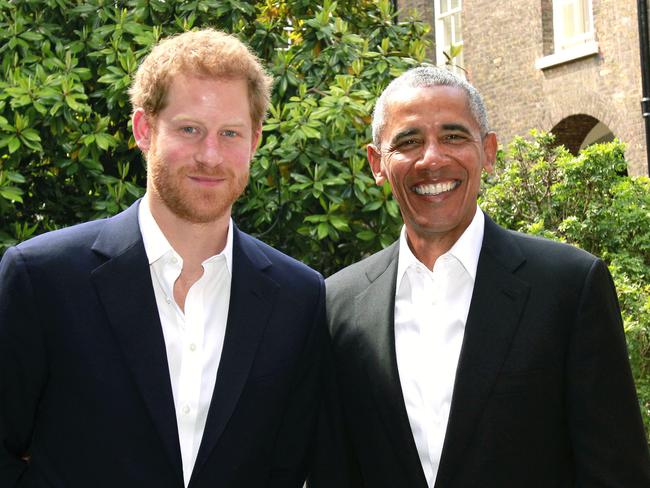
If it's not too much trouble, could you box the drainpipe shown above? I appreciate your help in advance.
[638,0,650,175]
[391,0,399,22]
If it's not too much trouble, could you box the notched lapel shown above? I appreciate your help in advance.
[90,204,183,485]
[435,221,530,488]
[355,244,428,487]
[192,229,278,478]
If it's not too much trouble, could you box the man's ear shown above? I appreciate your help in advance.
[250,124,263,155]
[367,144,386,186]
[132,108,153,153]
[482,131,498,174]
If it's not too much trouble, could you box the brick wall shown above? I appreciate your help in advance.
[397,0,648,175]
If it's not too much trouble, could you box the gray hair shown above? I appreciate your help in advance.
[371,66,489,146]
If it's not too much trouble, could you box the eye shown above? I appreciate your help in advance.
[221,129,239,138]
[443,133,467,143]
[395,138,421,149]
[180,126,198,135]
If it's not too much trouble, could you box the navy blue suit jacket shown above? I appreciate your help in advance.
[0,201,328,487]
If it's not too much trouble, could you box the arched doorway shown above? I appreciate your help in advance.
[550,114,615,155]
[580,121,616,149]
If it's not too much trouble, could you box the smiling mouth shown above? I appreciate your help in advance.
[412,180,460,196]
[189,175,225,183]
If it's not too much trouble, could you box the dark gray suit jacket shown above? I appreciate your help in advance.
[317,215,650,487]
[0,200,328,488]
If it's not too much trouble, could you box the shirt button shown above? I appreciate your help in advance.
[189,343,197,352]
[166,296,171,304]
[182,405,190,415]
[171,256,178,264]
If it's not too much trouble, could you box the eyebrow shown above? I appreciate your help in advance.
[441,123,472,135]
[389,128,421,146]
[170,116,248,127]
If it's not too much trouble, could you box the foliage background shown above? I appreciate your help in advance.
[0,0,428,273]
[0,1,648,440]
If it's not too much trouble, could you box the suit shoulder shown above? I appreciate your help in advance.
[9,219,107,264]
[495,228,610,291]
[507,229,599,268]
[326,243,397,295]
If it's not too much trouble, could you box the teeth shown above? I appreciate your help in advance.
[413,181,459,196]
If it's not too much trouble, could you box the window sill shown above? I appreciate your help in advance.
[535,41,599,70]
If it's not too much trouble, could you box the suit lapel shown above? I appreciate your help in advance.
[191,228,278,478]
[435,217,531,487]
[90,202,184,485]
[355,243,429,487]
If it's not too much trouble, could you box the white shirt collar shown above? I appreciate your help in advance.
[138,195,234,274]
[396,205,485,289]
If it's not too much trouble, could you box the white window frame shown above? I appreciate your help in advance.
[434,0,463,75]
[535,0,598,70]
[553,0,595,51]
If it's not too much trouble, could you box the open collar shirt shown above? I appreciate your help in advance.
[138,197,233,487]
[395,206,484,488]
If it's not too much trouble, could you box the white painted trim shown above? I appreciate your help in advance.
[434,0,463,71]
[535,40,599,69]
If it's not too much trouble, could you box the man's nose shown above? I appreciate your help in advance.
[416,140,448,170]
[195,134,224,166]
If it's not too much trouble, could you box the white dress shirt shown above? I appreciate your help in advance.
[394,206,484,487]
[139,197,233,487]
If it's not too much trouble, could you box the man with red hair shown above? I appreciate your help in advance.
[0,29,328,488]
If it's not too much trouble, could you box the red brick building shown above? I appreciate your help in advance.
[397,0,649,176]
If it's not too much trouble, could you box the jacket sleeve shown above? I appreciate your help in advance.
[306,339,363,488]
[0,247,48,487]
[262,275,328,487]
[566,258,650,485]
[307,277,363,488]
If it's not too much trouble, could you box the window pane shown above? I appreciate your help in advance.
[562,3,577,39]
[453,12,461,43]
[444,17,452,46]
[554,0,593,50]
[440,0,449,15]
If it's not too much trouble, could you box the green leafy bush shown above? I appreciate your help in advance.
[0,0,426,275]
[480,131,650,438]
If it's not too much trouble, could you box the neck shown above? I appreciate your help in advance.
[405,207,478,270]
[406,231,458,271]
[146,193,230,269]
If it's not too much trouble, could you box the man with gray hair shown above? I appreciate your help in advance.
[313,66,650,487]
